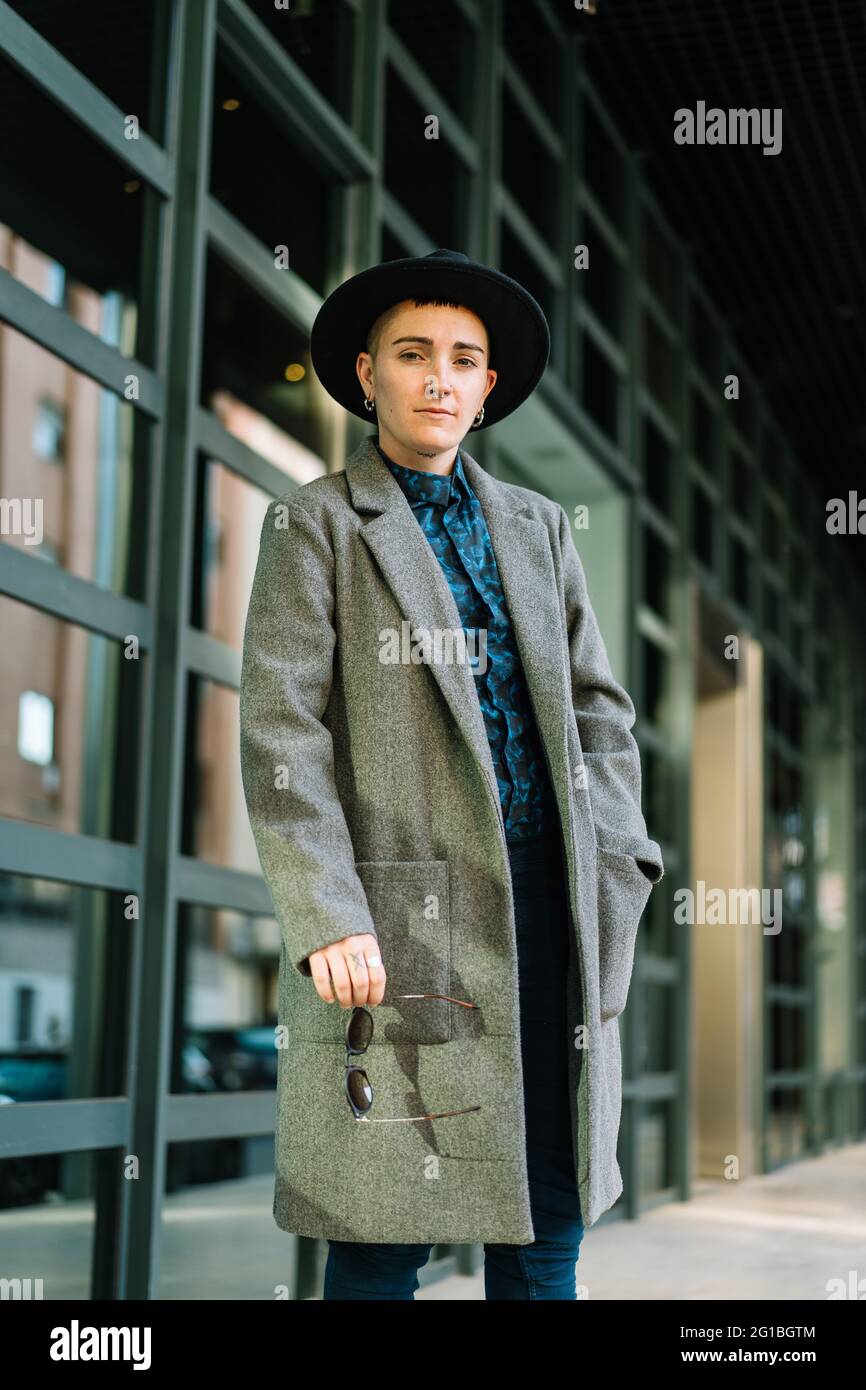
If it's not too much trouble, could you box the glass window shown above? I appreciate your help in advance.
[730,448,752,523]
[690,385,719,475]
[383,67,468,249]
[501,89,558,248]
[736,376,757,446]
[192,463,314,643]
[244,0,358,126]
[0,54,158,364]
[582,212,625,341]
[643,414,672,514]
[0,597,142,842]
[200,251,329,465]
[172,902,280,1096]
[636,1099,675,1197]
[582,100,625,224]
[643,207,680,318]
[763,429,783,488]
[641,746,675,850]
[0,1145,122,1298]
[499,221,557,360]
[0,874,132,1099]
[763,495,781,566]
[763,578,781,640]
[181,678,258,875]
[380,226,410,263]
[31,397,66,462]
[767,1085,807,1165]
[643,312,678,417]
[643,525,671,620]
[691,295,719,384]
[502,0,561,126]
[210,48,336,298]
[641,636,670,728]
[729,533,751,607]
[0,325,151,600]
[387,0,477,128]
[691,480,713,566]
[582,334,621,445]
[3,0,168,143]
[642,869,676,959]
[644,982,675,1074]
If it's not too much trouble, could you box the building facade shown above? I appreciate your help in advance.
[0,0,863,1299]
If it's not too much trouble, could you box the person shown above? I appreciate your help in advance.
[239,248,664,1300]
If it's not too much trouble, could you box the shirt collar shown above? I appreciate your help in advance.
[375,439,472,510]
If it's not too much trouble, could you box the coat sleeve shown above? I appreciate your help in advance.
[556,503,664,884]
[239,496,378,975]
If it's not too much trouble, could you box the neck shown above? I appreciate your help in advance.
[375,428,457,476]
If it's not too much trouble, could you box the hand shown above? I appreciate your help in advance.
[306,933,387,1009]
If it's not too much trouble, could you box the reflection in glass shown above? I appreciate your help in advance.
[201,252,328,465]
[172,903,280,1097]
[0,55,155,361]
[182,678,259,874]
[3,0,166,142]
[0,1146,116,1299]
[0,875,131,1101]
[383,66,466,250]
[0,598,142,841]
[0,324,149,599]
[243,0,358,126]
[192,458,321,644]
[210,49,334,297]
[637,1099,673,1198]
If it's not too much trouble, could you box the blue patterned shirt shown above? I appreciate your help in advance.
[375,439,557,844]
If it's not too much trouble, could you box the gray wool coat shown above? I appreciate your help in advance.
[239,434,664,1245]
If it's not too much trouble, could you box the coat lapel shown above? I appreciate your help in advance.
[343,436,571,825]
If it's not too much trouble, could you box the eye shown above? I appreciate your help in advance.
[399,350,423,360]
[456,357,478,367]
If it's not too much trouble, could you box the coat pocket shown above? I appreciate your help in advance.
[355,860,452,1044]
[596,846,653,1021]
[285,859,452,1045]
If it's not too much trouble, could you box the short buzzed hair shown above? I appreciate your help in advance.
[366,298,486,361]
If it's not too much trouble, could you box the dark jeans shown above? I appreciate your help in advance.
[323,827,585,1299]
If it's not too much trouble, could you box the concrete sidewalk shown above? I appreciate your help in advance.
[417,1142,866,1299]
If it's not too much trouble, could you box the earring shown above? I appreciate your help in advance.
[472,405,485,427]
[364,396,375,412]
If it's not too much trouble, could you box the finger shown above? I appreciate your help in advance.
[343,942,371,1007]
[362,944,387,1007]
[308,953,336,1003]
[325,948,353,1009]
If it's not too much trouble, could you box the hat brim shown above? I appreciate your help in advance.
[309,253,550,430]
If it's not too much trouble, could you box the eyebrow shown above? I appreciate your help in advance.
[390,336,487,355]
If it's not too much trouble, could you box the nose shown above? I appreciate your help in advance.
[427,354,458,397]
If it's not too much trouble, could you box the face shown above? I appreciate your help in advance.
[355,301,498,470]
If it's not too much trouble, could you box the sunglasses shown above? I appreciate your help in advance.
[344,993,482,1123]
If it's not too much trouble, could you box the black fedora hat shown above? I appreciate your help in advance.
[309,248,550,430]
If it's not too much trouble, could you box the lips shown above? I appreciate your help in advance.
[418,409,453,416]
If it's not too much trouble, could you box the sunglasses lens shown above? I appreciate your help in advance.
[346,1067,373,1112]
[347,1007,373,1052]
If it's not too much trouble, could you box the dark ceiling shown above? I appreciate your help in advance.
[564,0,865,523]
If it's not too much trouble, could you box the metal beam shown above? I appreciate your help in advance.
[0,270,164,420]
[123,0,217,1302]
[0,545,152,646]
